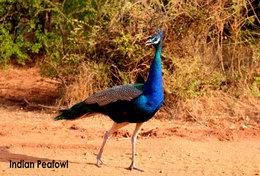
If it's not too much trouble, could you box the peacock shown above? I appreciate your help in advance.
[55,29,164,172]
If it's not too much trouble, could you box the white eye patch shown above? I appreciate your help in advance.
[152,37,160,44]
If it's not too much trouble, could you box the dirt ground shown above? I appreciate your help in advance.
[0,68,260,176]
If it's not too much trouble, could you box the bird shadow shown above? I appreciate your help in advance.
[0,146,144,172]
[0,147,102,167]
[0,146,51,163]
[0,146,75,164]
[84,162,98,166]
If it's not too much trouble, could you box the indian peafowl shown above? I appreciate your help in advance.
[55,29,164,172]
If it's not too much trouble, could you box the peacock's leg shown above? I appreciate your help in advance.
[128,122,144,172]
[96,122,129,167]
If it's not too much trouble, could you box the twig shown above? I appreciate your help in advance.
[23,98,58,110]
[186,110,210,129]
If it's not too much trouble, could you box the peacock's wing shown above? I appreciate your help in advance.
[85,83,143,106]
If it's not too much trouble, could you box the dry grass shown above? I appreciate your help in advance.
[57,64,111,107]
[159,91,260,128]
[57,65,93,107]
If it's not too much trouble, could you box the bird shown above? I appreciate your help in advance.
[55,29,164,172]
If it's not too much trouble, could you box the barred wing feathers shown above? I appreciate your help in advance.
[85,84,143,106]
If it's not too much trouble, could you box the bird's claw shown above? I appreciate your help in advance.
[95,153,105,167]
[97,157,105,167]
[128,162,144,172]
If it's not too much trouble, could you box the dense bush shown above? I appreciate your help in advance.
[1,0,259,106]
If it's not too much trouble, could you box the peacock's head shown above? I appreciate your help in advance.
[145,29,163,46]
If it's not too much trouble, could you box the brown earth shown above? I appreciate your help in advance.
[0,68,260,176]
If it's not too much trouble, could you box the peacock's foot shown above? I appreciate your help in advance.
[95,153,105,167]
[127,162,144,172]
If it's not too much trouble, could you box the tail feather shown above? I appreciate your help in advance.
[54,101,92,120]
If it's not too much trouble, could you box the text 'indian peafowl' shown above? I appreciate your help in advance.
[55,29,164,172]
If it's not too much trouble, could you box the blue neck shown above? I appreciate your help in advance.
[144,42,163,96]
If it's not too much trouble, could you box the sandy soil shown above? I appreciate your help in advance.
[0,68,260,176]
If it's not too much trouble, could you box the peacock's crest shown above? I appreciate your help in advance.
[157,29,164,39]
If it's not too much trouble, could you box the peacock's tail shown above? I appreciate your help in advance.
[54,101,92,120]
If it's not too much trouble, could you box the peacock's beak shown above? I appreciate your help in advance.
[145,39,153,46]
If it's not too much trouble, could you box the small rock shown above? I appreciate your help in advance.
[240,125,247,130]
[229,126,236,130]
[70,124,78,130]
